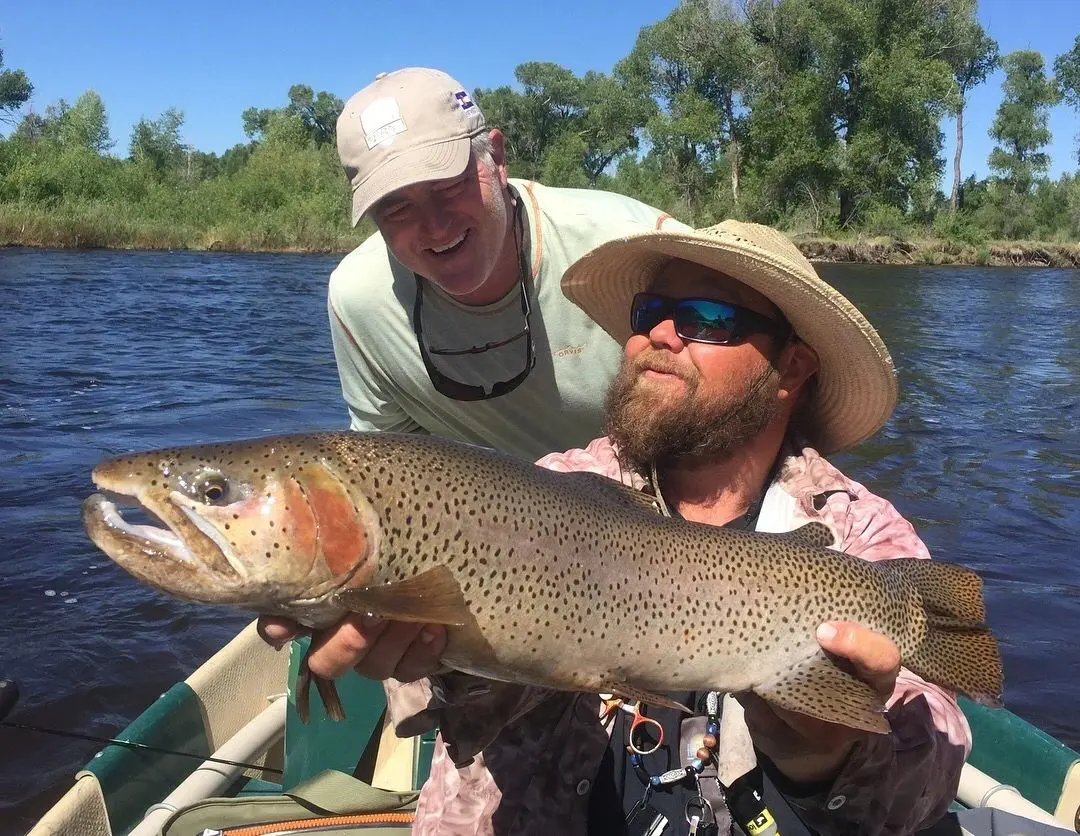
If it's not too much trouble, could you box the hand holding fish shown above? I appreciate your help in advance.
[257,614,447,683]
[739,620,902,786]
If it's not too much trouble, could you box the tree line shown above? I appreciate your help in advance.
[3,0,1080,251]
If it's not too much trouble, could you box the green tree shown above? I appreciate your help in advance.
[739,0,838,227]
[218,142,256,176]
[1030,174,1072,238]
[956,173,991,213]
[284,84,343,147]
[129,108,186,175]
[0,45,32,124]
[12,97,74,144]
[617,0,754,217]
[475,62,647,185]
[476,62,587,179]
[59,90,112,152]
[608,153,683,217]
[242,84,343,148]
[940,0,999,210]
[1053,35,1080,163]
[739,0,955,227]
[825,0,955,224]
[7,91,110,152]
[539,133,592,188]
[695,0,755,205]
[577,71,651,182]
[988,50,1060,196]
[14,111,45,141]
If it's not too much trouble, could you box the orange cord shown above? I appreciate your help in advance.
[222,810,415,835]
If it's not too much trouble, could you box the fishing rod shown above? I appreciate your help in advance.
[0,679,282,775]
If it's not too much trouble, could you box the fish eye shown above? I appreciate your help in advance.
[193,471,230,505]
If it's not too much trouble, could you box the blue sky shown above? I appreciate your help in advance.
[2,0,1078,188]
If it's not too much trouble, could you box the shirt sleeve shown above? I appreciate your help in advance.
[327,292,421,434]
[534,435,645,489]
[767,691,968,836]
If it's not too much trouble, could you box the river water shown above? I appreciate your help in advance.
[1,249,1078,834]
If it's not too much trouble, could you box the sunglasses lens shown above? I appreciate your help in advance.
[675,299,738,343]
[630,293,668,335]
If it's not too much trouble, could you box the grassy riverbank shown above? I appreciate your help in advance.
[0,204,370,254]
[795,235,1080,267]
[3,204,1077,267]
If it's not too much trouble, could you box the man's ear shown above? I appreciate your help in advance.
[777,340,820,405]
[488,128,509,187]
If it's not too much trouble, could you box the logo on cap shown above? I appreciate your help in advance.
[454,90,475,111]
[360,97,407,150]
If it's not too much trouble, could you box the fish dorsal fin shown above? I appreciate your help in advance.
[752,651,888,733]
[558,471,660,515]
[874,556,987,622]
[771,522,835,549]
[334,565,470,626]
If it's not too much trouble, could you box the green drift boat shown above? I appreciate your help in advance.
[26,620,1080,835]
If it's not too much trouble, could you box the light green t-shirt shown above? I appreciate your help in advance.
[327,179,689,461]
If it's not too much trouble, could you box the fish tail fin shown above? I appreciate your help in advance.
[878,557,1004,707]
[907,616,1004,707]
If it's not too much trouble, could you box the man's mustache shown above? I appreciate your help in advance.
[629,351,694,382]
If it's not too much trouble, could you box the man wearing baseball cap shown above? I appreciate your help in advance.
[325,66,689,462]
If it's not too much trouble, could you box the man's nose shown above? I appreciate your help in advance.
[418,203,455,241]
[648,317,686,351]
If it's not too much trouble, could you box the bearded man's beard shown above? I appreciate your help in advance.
[604,355,782,473]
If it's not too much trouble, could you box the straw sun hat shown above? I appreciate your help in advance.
[560,219,898,454]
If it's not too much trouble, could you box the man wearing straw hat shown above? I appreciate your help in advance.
[278,219,1004,835]
[537,218,966,835]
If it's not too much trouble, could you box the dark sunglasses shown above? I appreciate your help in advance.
[413,272,535,401]
[630,292,792,345]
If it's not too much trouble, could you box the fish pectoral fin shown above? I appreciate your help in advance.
[296,645,346,724]
[771,522,835,549]
[753,653,889,734]
[334,565,470,626]
[604,681,692,714]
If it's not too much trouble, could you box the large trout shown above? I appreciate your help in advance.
[81,431,1003,729]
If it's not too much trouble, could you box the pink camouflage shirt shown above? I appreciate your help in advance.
[382,436,972,836]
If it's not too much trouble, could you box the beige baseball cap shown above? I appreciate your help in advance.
[336,67,487,226]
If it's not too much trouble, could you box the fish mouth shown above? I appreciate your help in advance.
[85,490,192,556]
[81,483,247,603]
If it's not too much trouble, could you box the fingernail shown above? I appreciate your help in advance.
[817,623,837,641]
[419,627,438,644]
